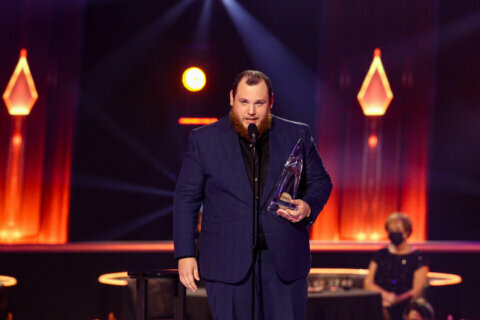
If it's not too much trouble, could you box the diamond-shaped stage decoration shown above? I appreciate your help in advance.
[3,49,38,116]
[357,48,393,116]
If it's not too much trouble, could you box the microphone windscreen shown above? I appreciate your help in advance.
[248,123,258,138]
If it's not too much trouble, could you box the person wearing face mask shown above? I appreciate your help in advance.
[364,212,429,320]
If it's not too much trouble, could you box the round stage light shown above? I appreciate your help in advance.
[98,271,129,286]
[368,134,378,148]
[182,67,206,92]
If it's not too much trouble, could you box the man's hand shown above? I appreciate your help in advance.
[178,257,200,292]
[276,199,311,223]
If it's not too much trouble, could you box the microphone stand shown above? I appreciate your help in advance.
[250,130,258,320]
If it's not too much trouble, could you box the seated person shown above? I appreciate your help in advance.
[403,298,434,320]
[364,213,429,320]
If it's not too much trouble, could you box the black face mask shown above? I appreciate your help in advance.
[389,232,404,246]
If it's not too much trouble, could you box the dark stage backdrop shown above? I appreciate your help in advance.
[428,0,480,241]
[64,0,480,241]
[70,0,320,240]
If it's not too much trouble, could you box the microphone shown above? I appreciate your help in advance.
[248,123,258,145]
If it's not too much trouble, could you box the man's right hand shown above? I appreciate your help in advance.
[178,257,200,292]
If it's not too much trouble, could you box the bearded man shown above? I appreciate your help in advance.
[174,70,332,320]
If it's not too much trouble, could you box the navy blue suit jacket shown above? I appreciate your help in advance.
[174,115,332,284]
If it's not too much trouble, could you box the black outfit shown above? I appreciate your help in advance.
[239,132,269,249]
[372,248,429,320]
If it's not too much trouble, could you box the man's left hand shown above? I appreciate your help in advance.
[276,199,311,223]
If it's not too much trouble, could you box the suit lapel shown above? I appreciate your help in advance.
[221,119,253,199]
[261,117,288,208]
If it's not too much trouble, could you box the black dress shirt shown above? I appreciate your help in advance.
[238,131,270,249]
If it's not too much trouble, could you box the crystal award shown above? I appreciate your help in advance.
[267,138,303,212]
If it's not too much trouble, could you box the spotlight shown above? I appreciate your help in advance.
[357,232,367,241]
[370,232,380,240]
[182,67,206,92]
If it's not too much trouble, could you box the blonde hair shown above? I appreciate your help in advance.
[385,212,412,237]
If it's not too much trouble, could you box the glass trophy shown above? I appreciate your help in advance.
[267,138,303,212]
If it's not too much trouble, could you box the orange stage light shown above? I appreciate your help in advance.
[310,268,369,275]
[369,232,380,241]
[1,49,40,243]
[3,49,38,116]
[12,133,22,147]
[1,49,73,244]
[182,67,206,92]
[0,48,70,244]
[427,272,462,286]
[357,232,367,241]
[357,49,393,116]
[178,117,218,125]
[368,134,378,148]
[98,271,129,286]
[313,48,426,242]
[0,275,17,287]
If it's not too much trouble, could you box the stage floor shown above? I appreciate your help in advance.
[1,241,479,320]
[1,240,480,253]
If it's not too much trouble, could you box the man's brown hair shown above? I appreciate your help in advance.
[231,70,273,103]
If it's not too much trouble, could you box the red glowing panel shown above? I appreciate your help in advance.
[357,49,393,116]
[3,49,38,116]
[178,117,218,125]
[2,117,30,243]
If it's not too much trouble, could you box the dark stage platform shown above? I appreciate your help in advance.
[0,241,478,320]
[2,240,480,253]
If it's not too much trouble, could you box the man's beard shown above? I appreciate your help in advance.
[229,110,272,140]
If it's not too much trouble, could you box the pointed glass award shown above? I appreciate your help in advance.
[267,138,303,212]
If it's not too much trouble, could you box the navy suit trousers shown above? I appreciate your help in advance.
[204,249,308,320]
